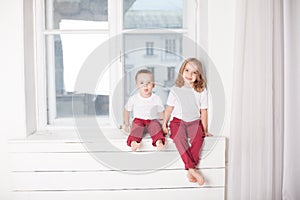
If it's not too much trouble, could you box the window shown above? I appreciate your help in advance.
[36,0,112,127]
[165,39,176,53]
[163,66,176,91]
[36,0,198,129]
[145,42,154,56]
[163,37,181,60]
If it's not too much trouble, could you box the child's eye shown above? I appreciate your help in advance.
[185,69,189,72]
[193,71,198,74]
[140,82,144,84]
[147,81,151,84]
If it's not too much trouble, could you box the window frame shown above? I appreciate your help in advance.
[33,0,202,131]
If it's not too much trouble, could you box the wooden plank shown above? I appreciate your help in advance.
[9,136,225,153]
[12,187,224,200]
[12,188,224,200]
[11,128,224,142]
[10,141,225,171]
[12,169,225,191]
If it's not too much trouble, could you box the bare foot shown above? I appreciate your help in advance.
[156,140,164,151]
[188,168,205,186]
[131,141,140,151]
[187,171,197,183]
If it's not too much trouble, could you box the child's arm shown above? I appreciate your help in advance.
[162,106,174,134]
[159,111,165,124]
[200,109,212,136]
[124,109,131,132]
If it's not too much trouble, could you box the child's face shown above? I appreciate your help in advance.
[136,73,155,97]
[182,62,199,86]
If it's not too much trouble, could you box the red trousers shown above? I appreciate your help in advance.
[169,117,205,170]
[127,118,165,147]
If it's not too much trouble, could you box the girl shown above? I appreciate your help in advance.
[162,57,211,186]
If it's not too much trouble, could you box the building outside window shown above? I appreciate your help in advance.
[145,42,154,56]
[36,0,198,128]
[165,39,176,53]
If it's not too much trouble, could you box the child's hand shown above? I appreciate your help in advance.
[205,132,213,137]
[124,125,131,133]
[162,124,169,135]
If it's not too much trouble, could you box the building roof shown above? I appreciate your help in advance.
[124,10,182,29]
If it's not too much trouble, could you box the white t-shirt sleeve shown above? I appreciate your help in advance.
[166,89,176,106]
[156,95,165,112]
[125,96,134,111]
[200,88,208,109]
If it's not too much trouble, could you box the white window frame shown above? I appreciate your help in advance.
[33,0,203,131]
[34,0,122,130]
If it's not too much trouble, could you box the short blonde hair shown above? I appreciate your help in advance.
[135,69,153,82]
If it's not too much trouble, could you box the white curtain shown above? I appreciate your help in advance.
[282,0,300,199]
[228,0,284,199]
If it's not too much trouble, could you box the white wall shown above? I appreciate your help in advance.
[0,1,27,139]
[0,0,27,198]
[207,0,235,139]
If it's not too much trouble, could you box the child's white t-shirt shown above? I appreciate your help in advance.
[125,93,164,120]
[167,86,208,122]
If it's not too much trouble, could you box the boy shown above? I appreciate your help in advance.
[124,69,165,151]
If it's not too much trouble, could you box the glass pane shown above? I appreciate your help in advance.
[124,34,183,108]
[45,0,108,29]
[123,0,183,29]
[46,34,109,118]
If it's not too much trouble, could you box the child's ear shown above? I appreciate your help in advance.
[152,83,156,88]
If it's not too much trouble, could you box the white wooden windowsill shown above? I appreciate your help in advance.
[9,128,226,200]
[9,128,225,153]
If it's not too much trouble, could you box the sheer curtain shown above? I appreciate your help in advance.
[282,0,300,199]
[227,0,284,199]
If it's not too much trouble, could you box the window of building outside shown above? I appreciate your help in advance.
[145,42,154,56]
[165,39,176,53]
[40,0,196,128]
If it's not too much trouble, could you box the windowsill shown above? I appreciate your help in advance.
[27,127,128,142]
[8,129,225,161]
[48,116,111,127]
[9,120,225,153]
[9,128,225,143]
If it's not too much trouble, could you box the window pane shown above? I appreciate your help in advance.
[123,0,183,29]
[124,34,183,107]
[46,34,109,118]
[45,0,108,29]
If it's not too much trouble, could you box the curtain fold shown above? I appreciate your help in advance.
[227,0,284,199]
[282,0,300,199]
